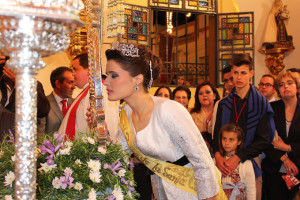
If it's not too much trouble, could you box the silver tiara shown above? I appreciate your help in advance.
[111,42,139,57]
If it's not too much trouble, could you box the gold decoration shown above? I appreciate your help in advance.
[259,0,294,75]
[66,10,88,60]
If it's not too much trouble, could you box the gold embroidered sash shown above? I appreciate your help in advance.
[120,105,227,199]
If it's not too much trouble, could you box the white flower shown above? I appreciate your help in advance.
[4,171,15,187]
[52,177,61,189]
[38,162,57,173]
[75,159,82,166]
[58,147,71,155]
[89,171,101,183]
[98,146,107,154]
[74,182,83,191]
[5,195,13,200]
[82,136,88,143]
[118,169,126,177]
[64,141,73,148]
[112,185,124,200]
[123,156,129,165]
[11,155,15,162]
[88,188,97,200]
[87,159,101,172]
[64,167,73,175]
[87,137,95,144]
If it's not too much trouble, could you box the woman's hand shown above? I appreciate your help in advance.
[283,157,299,176]
[272,135,289,151]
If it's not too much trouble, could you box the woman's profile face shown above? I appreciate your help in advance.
[156,88,170,99]
[104,60,136,101]
[278,76,297,100]
[198,85,215,107]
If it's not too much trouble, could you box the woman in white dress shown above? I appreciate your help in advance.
[103,44,220,200]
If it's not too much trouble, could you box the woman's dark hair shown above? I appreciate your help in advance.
[154,86,173,99]
[172,86,191,100]
[219,123,244,157]
[105,44,161,92]
[190,81,220,114]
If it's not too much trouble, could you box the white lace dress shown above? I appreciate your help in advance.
[117,96,220,200]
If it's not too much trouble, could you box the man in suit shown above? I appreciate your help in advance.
[45,66,75,134]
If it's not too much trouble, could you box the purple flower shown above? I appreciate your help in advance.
[121,178,128,185]
[106,195,116,200]
[54,132,64,143]
[128,161,134,168]
[59,174,74,189]
[104,159,124,177]
[39,140,64,166]
[129,186,134,192]
[46,155,54,165]
[7,130,15,143]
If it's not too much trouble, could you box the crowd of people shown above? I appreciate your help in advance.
[1,45,300,200]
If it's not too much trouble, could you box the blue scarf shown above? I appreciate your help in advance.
[220,84,275,177]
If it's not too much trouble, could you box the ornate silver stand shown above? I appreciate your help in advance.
[0,1,83,199]
[84,0,107,145]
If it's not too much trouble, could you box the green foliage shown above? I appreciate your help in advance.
[0,132,139,200]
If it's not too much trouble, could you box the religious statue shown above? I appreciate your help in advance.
[259,0,295,75]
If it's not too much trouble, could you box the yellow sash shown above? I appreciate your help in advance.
[120,105,227,199]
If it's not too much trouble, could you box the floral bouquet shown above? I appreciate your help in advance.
[0,131,139,200]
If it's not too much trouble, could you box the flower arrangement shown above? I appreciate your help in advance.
[0,131,139,200]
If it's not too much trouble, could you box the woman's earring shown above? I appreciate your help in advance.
[135,83,139,91]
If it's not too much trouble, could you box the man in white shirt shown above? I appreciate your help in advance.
[258,74,276,102]
[59,53,119,141]
[45,67,75,134]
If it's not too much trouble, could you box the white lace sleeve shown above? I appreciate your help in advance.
[158,100,220,199]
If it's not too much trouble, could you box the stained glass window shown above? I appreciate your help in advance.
[217,12,254,87]
[150,0,216,13]
[121,4,150,44]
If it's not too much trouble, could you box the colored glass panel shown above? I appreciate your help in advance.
[143,24,147,35]
[222,40,232,46]
[125,9,131,15]
[239,17,249,23]
[239,23,244,34]
[222,54,233,59]
[143,12,147,22]
[233,35,243,39]
[138,24,142,34]
[227,18,238,23]
[138,35,147,41]
[222,18,227,28]
[128,15,132,26]
[233,40,244,45]
[227,23,238,28]
[124,28,128,38]
[128,27,137,33]
[125,17,128,26]
[222,60,227,68]
[133,16,142,22]
[244,23,250,33]
[133,11,142,17]
[245,34,250,44]
[199,0,208,6]
[222,29,227,39]
[227,29,233,39]
[233,27,239,35]
[128,34,137,39]
[188,1,197,6]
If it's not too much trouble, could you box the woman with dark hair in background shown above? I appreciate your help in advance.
[190,81,220,134]
[154,86,173,99]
